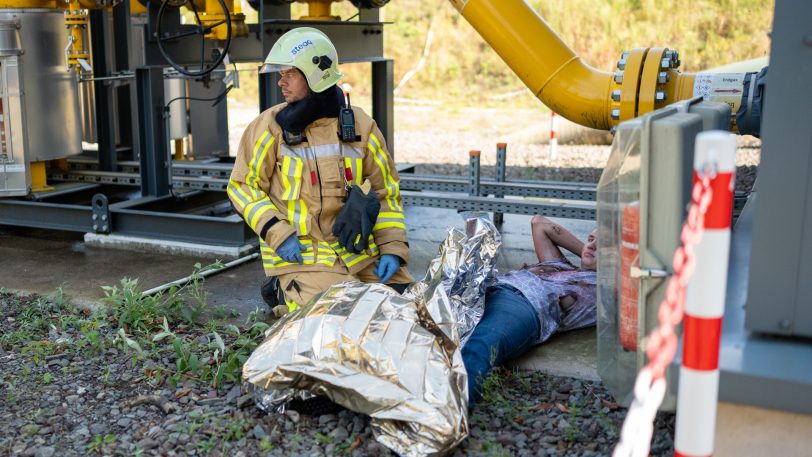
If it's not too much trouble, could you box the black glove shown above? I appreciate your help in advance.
[332,181,380,254]
[260,277,282,308]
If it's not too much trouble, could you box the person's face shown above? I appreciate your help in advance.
[278,68,309,103]
[581,228,598,270]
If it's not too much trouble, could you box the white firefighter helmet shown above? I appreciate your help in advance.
[260,27,343,93]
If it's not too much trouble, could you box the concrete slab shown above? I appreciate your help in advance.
[84,233,256,260]
[509,328,599,381]
[0,206,599,380]
[715,402,812,457]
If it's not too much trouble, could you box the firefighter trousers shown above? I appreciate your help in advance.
[276,262,413,311]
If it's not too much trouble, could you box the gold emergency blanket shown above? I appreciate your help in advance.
[243,215,501,456]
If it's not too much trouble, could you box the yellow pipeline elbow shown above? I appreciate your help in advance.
[450,0,615,130]
[450,0,747,132]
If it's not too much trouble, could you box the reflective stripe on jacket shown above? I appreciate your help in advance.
[228,103,409,276]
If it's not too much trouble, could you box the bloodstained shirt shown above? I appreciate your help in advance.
[497,260,597,344]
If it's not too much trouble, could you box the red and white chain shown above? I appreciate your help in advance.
[613,174,714,457]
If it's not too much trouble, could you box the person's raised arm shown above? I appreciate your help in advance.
[531,215,585,263]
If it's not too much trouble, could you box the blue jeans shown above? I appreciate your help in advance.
[461,284,540,409]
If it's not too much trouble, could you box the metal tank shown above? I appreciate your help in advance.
[0,9,82,162]
[164,75,188,140]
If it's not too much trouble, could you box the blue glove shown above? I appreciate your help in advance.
[276,235,305,264]
[374,254,400,283]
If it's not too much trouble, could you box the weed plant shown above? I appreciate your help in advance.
[1,261,270,391]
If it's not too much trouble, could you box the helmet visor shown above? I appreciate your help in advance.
[259,63,294,74]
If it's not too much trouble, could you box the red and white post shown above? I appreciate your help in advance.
[549,111,558,160]
[674,131,737,457]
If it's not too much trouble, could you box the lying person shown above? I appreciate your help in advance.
[461,215,598,408]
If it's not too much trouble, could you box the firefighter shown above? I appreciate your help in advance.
[228,27,412,317]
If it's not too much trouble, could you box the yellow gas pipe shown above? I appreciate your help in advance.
[302,0,338,20]
[190,0,248,41]
[0,0,54,7]
[448,0,744,132]
[130,0,145,14]
[64,0,89,73]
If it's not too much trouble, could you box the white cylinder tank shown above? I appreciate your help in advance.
[164,74,189,140]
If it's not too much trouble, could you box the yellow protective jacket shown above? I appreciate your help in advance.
[228,103,409,276]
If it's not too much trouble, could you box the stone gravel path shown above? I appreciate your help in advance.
[0,288,676,457]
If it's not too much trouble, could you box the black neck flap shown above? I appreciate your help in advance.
[275,84,343,136]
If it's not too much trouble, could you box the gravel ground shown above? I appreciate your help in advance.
[0,289,676,457]
[7,106,734,456]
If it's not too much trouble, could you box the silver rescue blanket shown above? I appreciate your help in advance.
[242,215,500,456]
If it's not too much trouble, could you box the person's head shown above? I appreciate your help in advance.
[580,228,598,270]
[277,68,309,103]
[260,27,343,103]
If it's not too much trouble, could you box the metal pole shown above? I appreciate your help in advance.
[143,253,260,296]
[90,10,117,171]
[135,66,170,197]
[494,143,507,227]
[258,1,289,112]
[372,59,394,157]
[469,150,481,197]
[113,0,135,160]
[674,131,736,457]
[549,111,558,160]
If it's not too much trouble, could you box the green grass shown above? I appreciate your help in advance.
[315,432,334,445]
[479,439,512,457]
[86,434,116,455]
[2,260,266,394]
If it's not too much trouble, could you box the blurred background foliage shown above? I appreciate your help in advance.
[232,0,773,110]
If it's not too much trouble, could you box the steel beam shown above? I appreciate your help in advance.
[258,2,289,112]
[372,59,394,154]
[55,167,599,200]
[0,193,253,246]
[140,18,386,66]
[90,10,118,171]
[111,209,252,246]
[135,67,171,197]
[402,191,596,220]
[68,159,599,196]
[113,0,135,160]
[0,200,94,232]
[494,144,507,226]
[53,165,748,220]
[262,20,385,62]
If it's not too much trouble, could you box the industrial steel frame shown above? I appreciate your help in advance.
[0,0,405,247]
